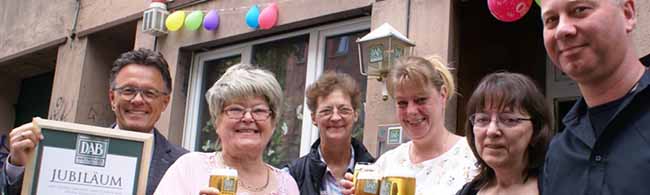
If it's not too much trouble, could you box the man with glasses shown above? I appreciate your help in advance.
[2,48,188,195]
[540,0,650,194]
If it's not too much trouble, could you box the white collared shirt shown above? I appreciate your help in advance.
[318,146,355,195]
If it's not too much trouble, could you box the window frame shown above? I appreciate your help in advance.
[182,17,371,156]
[182,46,247,149]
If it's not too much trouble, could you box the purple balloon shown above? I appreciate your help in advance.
[203,10,220,30]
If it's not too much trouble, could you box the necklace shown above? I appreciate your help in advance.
[238,166,270,192]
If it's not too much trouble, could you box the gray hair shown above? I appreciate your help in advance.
[110,48,172,92]
[205,64,283,124]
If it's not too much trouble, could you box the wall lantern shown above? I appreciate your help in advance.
[142,0,168,36]
[357,23,415,100]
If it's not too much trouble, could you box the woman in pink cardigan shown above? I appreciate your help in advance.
[154,64,299,195]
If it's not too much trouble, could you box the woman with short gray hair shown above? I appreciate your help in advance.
[155,64,299,195]
[205,64,284,126]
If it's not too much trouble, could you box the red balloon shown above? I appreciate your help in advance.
[258,3,278,30]
[487,0,533,22]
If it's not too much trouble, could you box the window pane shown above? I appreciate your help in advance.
[196,55,241,152]
[323,30,370,141]
[252,35,309,167]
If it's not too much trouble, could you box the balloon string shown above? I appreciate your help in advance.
[169,0,291,13]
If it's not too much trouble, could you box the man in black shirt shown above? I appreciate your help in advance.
[540,0,650,194]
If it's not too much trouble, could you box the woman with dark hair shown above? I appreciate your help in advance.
[456,72,554,195]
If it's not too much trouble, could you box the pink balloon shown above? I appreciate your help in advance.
[258,3,278,30]
[487,0,533,22]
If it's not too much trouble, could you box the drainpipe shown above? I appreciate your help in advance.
[69,0,81,47]
[406,0,411,38]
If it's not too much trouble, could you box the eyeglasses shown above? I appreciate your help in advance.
[112,86,168,102]
[316,106,354,119]
[223,106,273,121]
[469,113,531,128]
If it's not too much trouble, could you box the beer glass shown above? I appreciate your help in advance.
[353,162,371,185]
[379,167,415,195]
[354,164,381,195]
[209,167,238,195]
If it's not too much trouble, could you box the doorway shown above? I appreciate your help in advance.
[14,72,54,126]
[454,0,547,134]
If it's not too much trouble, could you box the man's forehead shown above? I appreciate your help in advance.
[541,0,597,16]
[116,64,163,78]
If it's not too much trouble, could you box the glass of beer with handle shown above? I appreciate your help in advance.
[354,164,382,195]
[209,167,238,195]
[379,167,415,195]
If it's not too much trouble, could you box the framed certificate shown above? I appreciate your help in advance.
[22,118,153,195]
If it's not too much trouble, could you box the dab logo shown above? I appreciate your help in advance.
[75,135,110,167]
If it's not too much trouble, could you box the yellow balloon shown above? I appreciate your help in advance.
[166,11,186,31]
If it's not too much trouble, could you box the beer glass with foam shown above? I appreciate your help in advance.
[353,162,371,185]
[209,167,238,195]
[379,167,415,195]
[354,164,381,195]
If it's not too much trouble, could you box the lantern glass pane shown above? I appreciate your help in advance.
[390,47,403,66]
[369,45,383,63]
[393,47,403,59]
[143,11,151,30]
[154,11,163,30]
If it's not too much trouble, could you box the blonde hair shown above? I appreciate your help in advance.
[386,56,455,103]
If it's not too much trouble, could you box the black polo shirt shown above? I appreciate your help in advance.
[541,68,650,195]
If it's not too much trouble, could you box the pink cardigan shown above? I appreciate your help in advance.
[154,152,299,195]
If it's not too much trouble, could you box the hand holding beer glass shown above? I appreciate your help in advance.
[207,167,238,195]
[352,162,370,185]
[353,163,381,195]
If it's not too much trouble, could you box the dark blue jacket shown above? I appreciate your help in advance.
[285,138,375,195]
[541,68,650,195]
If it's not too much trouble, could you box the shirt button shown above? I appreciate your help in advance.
[594,155,603,162]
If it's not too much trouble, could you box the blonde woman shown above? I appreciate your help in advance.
[342,56,477,195]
